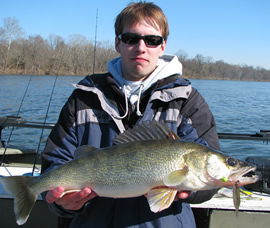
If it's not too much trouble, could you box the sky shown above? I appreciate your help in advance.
[1,0,270,70]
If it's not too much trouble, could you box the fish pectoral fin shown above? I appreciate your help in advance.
[164,168,188,186]
[147,187,178,213]
[60,190,81,198]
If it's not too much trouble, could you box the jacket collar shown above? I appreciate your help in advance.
[72,74,192,132]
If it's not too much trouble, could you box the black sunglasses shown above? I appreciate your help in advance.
[118,33,164,48]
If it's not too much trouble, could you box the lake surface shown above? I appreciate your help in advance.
[0,75,269,160]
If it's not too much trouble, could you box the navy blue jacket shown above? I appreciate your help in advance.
[41,73,220,227]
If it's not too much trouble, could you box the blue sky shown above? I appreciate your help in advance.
[1,0,270,70]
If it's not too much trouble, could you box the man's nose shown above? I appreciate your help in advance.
[135,39,147,52]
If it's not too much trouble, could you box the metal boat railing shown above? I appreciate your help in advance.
[1,115,270,143]
[0,116,55,130]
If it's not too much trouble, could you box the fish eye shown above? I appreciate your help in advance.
[227,158,238,167]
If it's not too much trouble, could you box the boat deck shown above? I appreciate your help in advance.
[191,189,270,211]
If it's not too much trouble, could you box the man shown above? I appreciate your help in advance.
[42,2,220,227]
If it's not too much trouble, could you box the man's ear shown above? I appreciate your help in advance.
[159,40,167,57]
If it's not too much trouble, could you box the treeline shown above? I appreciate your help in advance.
[0,17,119,75]
[0,34,119,75]
[1,17,270,81]
[176,50,270,81]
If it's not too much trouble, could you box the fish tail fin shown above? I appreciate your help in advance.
[0,176,37,225]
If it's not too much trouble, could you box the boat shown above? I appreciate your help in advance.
[1,115,270,228]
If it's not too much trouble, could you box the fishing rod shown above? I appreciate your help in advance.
[0,116,55,129]
[218,131,270,144]
[0,76,59,176]
[0,75,34,170]
[31,75,59,175]
[92,8,98,74]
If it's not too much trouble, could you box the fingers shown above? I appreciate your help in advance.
[46,186,65,204]
[46,187,97,211]
[177,191,191,200]
[144,189,191,202]
[56,188,94,210]
[57,188,92,203]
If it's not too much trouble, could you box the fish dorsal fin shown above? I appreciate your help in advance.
[74,145,97,159]
[147,187,178,213]
[113,120,179,145]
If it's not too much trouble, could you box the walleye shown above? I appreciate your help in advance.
[0,121,258,225]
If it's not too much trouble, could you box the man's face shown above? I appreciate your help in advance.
[115,19,166,81]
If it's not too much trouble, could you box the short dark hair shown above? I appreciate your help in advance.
[114,1,169,40]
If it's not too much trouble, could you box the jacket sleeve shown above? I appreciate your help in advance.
[41,91,82,218]
[41,91,78,173]
[178,87,221,204]
[181,87,220,151]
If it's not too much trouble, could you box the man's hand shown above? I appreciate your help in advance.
[144,189,191,201]
[175,191,191,201]
[46,186,97,211]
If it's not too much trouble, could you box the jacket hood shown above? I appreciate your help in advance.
[74,55,185,120]
[107,54,183,94]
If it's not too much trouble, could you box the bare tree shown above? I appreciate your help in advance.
[0,27,6,69]
[45,34,67,75]
[175,49,189,65]
[194,54,206,75]
[1,17,23,71]
[95,41,119,73]
[67,34,92,75]
[6,38,27,73]
[26,35,48,74]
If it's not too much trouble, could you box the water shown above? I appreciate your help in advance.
[0,75,269,160]
[190,79,270,159]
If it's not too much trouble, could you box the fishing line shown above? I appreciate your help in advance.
[0,75,33,171]
[31,75,59,176]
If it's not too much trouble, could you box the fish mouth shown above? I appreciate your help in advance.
[228,166,259,186]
